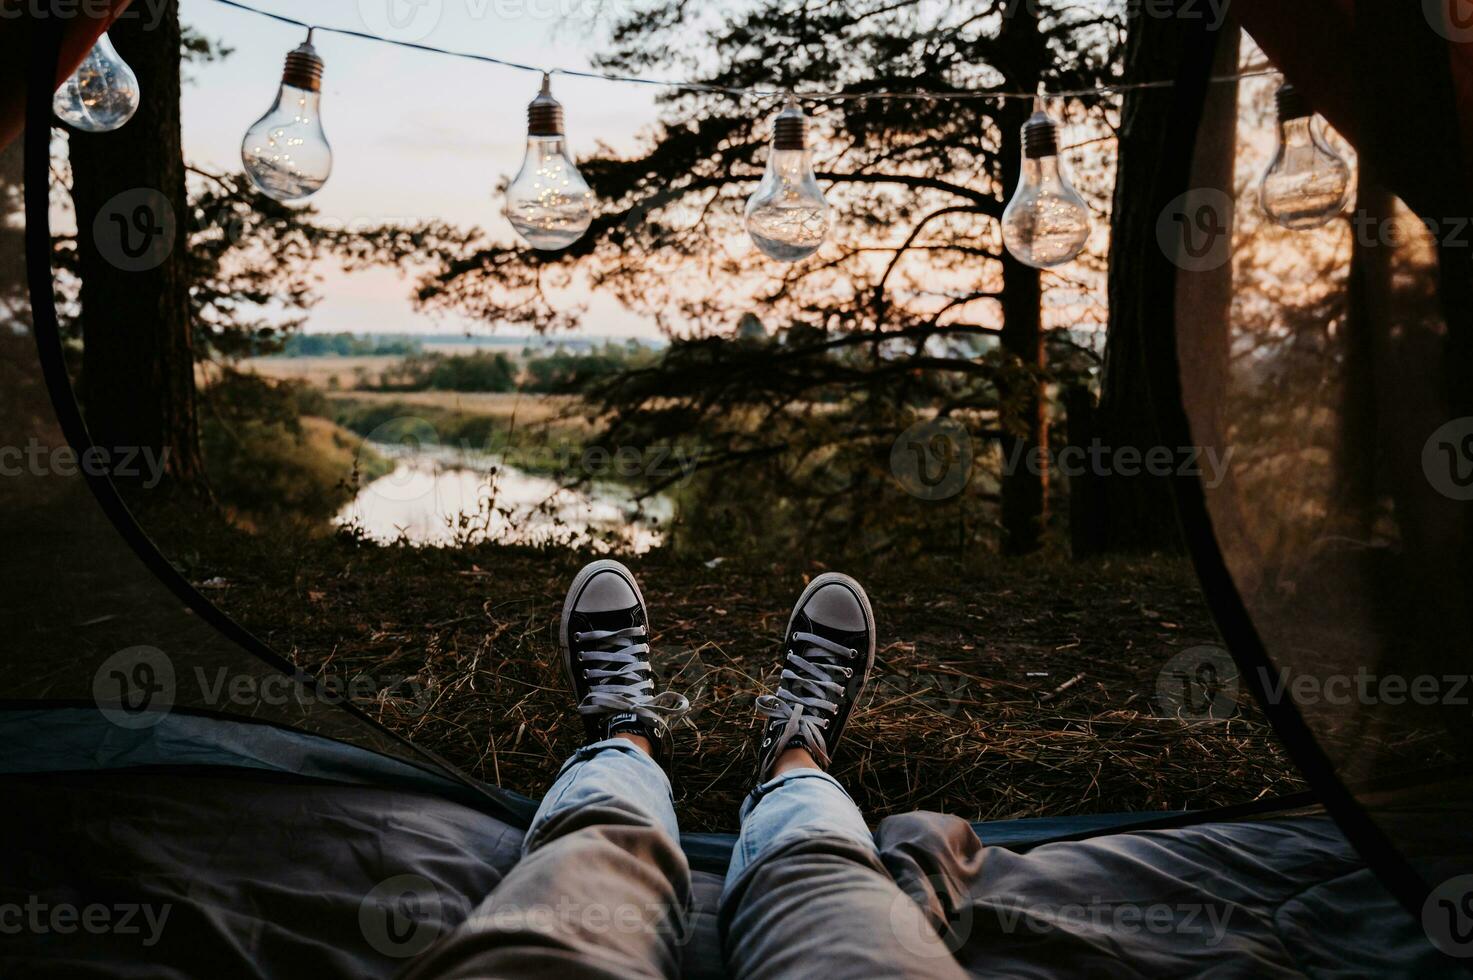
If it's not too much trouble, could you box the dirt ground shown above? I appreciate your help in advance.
[148,510,1305,833]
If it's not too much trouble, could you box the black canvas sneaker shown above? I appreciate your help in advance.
[754,572,877,781]
[559,559,689,771]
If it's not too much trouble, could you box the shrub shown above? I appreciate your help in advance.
[364,351,518,393]
[199,371,390,523]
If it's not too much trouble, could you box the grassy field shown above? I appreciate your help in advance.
[239,356,588,431]
[324,388,584,425]
[233,356,597,483]
[171,353,1307,831]
[238,354,402,390]
[140,501,1306,833]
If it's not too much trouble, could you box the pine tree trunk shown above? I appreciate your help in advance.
[1337,169,1390,538]
[1081,8,1238,555]
[1089,6,1185,555]
[999,212,1046,556]
[67,0,205,492]
[995,7,1047,557]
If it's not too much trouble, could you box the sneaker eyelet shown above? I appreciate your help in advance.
[848,648,858,659]
[762,737,771,747]
[581,669,589,679]
[573,631,583,641]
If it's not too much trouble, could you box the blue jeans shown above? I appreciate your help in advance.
[724,767,875,895]
[527,737,682,849]
[406,737,967,979]
[527,736,872,872]
[528,738,878,886]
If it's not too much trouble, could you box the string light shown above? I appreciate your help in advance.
[53,32,139,132]
[205,0,1280,104]
[1002,96,1092,269]
[82,0,1322,262]
[241,28,333,202]
[1259,83,1351,229]
[505,75,596,251]
[745,97,830,262]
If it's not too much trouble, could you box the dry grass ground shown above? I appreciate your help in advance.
[146,510,1306,832]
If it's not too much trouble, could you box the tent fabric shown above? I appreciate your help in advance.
[0,766,1450,979]
[0,705,1220,874]
[0,0,133,148]
[1,271,521,823]
[1,5,1470,974]
[1233,0,1473,208]
[1148,6,1473,935]
[0,707,533,818]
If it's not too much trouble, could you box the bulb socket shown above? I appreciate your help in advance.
[1022,112,1059,160]
[281,41,324,92]
[528,79,565,137]
[1276,83,1312,122]
[773,106,808,151]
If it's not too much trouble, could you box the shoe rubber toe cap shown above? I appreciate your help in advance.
[578,570,639,613]
[801,582,867,632]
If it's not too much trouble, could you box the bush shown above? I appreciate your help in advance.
[365,351,517,393]
[352,344,658,395]
[423,351,517,392]
[330,398,591,480]
[523,349,647,392]
[199,371,391,523]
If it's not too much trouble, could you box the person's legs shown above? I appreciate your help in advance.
[401,560,692,980]
[719,574,966,980]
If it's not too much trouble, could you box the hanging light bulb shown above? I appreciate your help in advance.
[1002,97,1092,269]
[52,32,140,133]
[745,97,830,262]
[1260,83,1351,229]
[505,74,595,251]
[241,30,332,202]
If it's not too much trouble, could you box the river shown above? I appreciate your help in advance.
[334,441,670,552]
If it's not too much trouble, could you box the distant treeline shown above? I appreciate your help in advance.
[279,332,423,358]
[361,343,657,394]
[275,332,663,360]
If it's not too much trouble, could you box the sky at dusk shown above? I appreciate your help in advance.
[125,1,1289,345]
[177,0,667,337]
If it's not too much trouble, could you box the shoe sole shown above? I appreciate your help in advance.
[559,558,648,699]
[783,571,877,742]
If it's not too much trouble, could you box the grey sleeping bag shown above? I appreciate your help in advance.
[0,768,1451,978]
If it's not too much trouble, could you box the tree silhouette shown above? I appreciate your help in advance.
[417,0,1127,556]
[57,8,477,499]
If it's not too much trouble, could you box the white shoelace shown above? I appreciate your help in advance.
[755,631,856,767]
[574,625,690,728]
